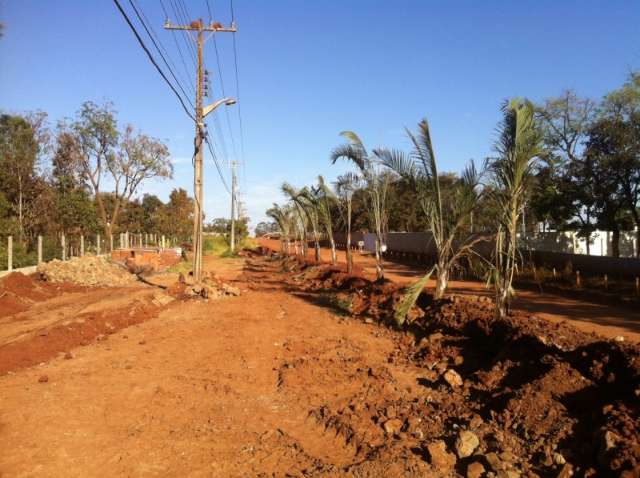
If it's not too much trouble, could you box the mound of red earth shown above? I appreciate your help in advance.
[263,252,640,477]
[0,272,85,318]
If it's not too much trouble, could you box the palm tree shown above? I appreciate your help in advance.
[313,175,338,264]
[490,98,543,319]
[331,131,391,281]
[266,203,294,254]
[334,172,361,274]
[282,182,322,262]
[379,119,486,325]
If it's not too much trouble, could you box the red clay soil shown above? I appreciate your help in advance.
[0,272,166,375]
[0,252,638,477]
[255,251,640,476]
[259,239,640,342]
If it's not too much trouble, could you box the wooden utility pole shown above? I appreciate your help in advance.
[164,18,236,282]
[230,160,237,253]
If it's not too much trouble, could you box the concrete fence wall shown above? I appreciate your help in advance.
[330,231,640,279]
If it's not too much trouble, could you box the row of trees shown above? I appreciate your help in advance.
[0,101,196,260]
[265,72,639,320]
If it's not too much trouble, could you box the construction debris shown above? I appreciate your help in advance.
[37,255,138,287]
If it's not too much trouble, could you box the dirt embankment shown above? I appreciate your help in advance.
[250,250,640,477]
[0,269,172,375]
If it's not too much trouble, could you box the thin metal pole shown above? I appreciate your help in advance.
[7,236,13,271]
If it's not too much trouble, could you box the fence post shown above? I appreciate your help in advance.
[61,234,66,261]
[161,235,165,250]
[110,234,113,252]
[97,233,101,255]
[576,270,581,288]
[37,235,43,264]
[7,236,13,272]
[80,235,85,257]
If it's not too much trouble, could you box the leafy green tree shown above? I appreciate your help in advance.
[163,188,194,241]
[70,101,172,245]
[0,114,39,243]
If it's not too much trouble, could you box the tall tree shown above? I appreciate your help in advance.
[70,102,172,244]
[0,114,40,243]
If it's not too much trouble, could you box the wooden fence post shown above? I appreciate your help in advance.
[61,234,66,261]
[97,234,101,255]
[80,235,85,257]
[7,236,13,272]
[37,235,43,264]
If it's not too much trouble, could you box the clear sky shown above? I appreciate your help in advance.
[1,1,639,228]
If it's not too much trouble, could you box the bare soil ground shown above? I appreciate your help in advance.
[0,250,638,477]
[258,240,640,343]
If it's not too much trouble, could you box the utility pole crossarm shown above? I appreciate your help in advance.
[164,20,236,33]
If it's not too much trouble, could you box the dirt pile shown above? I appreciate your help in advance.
[259,251,640,476]
[0,272,67,318]
[37,255,138,287]
[167,271,241,300]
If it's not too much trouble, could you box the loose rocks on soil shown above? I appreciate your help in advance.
[253,250,640,477]
[37,255,138,287]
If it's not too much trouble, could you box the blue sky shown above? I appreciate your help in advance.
[1,1,639,228]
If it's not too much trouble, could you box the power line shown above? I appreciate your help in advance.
[159,0,196,94]
[127,0,194,109]
[204,132,231,194]
[230,0,247,184]
[112,0,195,121]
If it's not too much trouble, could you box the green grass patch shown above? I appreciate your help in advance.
[203,235,258,258]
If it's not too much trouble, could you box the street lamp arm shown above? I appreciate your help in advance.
[202,98,236,118]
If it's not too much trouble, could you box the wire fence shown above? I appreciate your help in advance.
[0,232,181,273]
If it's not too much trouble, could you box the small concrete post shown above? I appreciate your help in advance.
[37,235,43,264]
[161,235,165,250]
[110,234,113,252]
[139,233,142,248]
[62,234,66,261]
[97,234,101,255]
[80,235,85,257]
[7,236,13,272]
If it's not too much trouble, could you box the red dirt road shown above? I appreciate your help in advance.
[0,257,421,476]
[1,253,638,476]
[259,239,640,342]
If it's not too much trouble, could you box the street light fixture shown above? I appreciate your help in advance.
[202,97,236,118]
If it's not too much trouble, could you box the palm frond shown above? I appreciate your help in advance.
[393,265,436,326]
[374,147,417,179]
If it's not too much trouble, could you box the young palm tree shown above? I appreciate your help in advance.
[266,203,294,254]
[331,131,391,281]
[334,172,361,274]
[282,182,322,262]
[312,175,339,264]
[379,119,486,325]
[490,98,543,319]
